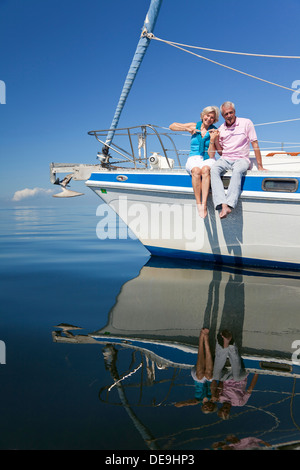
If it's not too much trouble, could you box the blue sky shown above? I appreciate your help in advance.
[1,0,300,206]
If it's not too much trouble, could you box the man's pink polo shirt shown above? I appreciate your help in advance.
[218,117,257,163]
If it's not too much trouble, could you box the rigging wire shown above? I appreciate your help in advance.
[149,37,300,59]
[155,126,300,148]
[146,34,298,93]
[157,118,300,130]
[254,118,300,126]
[290,378,300,432]
[108,363,142,392]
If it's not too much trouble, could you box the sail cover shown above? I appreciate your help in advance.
[105,0,163,146]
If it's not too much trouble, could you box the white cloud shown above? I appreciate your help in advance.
[12,187,54,201]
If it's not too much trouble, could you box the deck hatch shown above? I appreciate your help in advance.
[262,178,299,193]
[259,361,292,373]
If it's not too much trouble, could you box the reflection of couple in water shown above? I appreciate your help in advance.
[175,328,217,414]
[175,328,259,420]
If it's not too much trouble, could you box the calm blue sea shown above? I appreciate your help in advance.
[1,202,300,451]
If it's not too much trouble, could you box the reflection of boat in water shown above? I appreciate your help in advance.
[55,258,300,364]
[52,260,300,450]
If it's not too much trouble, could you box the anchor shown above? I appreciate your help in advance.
[52,174,84,198]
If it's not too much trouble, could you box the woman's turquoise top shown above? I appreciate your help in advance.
[194,381,212,403]
[189,121,217,159]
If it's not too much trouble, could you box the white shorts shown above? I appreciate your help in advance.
[191,366,212,383]
[186,155,216,175]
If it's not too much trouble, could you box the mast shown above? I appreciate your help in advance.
[104,0,163,150]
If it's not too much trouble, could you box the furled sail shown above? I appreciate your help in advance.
[105,0,163,148]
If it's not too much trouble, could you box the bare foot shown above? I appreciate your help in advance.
[221,330,232,347]
[222,329,232,340]
[219,204,232,219]
[197,204,208,218]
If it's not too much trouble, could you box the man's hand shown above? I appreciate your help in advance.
[209,129,219,143]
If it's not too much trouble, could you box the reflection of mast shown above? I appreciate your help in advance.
[102,345,160,450]
[290,377,300,433]
[52,326,300,449]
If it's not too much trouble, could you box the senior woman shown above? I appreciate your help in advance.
[170,106,219,218]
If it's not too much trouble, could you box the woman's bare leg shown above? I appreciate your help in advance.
[203,329,213,379]
[199,165,211,218]
[195,329,206,379]
[191,167,203,216]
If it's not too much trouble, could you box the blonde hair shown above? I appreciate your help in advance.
[201,106,220,123]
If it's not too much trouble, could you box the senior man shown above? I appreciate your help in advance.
[211,102,265,219]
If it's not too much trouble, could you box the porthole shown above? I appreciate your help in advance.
[116,175,128,182]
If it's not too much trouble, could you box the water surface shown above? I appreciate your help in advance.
[1,204,300,450]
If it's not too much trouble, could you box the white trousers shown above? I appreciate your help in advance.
[213,341,248,381]
[211,158,250,209]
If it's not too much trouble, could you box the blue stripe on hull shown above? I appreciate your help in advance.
[88,172,300,192]
[89,172,192,187]
[145,245,300,271]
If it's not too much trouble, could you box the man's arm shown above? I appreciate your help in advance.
[247,373,259,394]
[174,398,200,407]
[211,380,223,401]
[251,140,266,171]
[207,141,216,159]
[207,129,219,158]
[213,134,223,156]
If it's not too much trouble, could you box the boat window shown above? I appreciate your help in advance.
[262,178,298,192]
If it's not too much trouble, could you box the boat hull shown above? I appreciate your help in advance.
[86,170,300,270]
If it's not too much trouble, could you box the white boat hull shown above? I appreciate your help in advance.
[87,169,300,270]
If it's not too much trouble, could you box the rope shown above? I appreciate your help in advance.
[254,118,300,126]
[157,120,300,133]
[108,363,142,392]
[260,140,300,144]
[146,34,297,93]
[290,378,300,432]
[150,36,300,59]
[259,146,300,150]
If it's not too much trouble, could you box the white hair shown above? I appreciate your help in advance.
[201,105,220,123]
[220,101,235,114]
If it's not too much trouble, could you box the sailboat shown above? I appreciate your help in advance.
[52,260,300,449]
[49,0,300,270]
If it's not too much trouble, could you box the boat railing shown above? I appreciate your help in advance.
[88,124,300,171]
[88,124,186,169]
